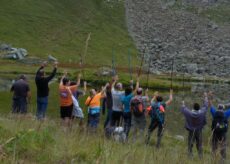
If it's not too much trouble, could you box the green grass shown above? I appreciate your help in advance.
[0,0,138,66]
[0,115,229,163]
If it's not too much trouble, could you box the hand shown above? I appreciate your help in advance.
[182,101,185,106]
[63,70,67,77]
[53,61,58,68]
[84,81,87,86]
[112,75,118,82]
[204,92,207,97]
[78,73,82,79]
[41,61,48,67]
[154,91,159,97]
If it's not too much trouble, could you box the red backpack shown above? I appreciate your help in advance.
[130,97,144,117]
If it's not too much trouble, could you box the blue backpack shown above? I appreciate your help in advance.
[151,102,165,125]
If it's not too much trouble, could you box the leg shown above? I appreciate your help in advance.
[146,118,158,144]
[36,97,43,119]
[212,134,218,159]
[188,130,195,158]
[20,97,27,114]
[156,123,163,148]
[195,130,203,159]
[12,98,19,113]
[220,134,227,161]
[104,109,111,128]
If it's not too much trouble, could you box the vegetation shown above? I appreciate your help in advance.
[0,0,138,66]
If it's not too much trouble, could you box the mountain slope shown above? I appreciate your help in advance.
[0,0,137,66]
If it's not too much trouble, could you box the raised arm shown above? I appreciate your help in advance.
[76,73,81,87]
[111,75,118,91]
[133,77,140,94]
[210,106,216,118]
[59,71,67,86]
[46,61,58,81]
[165,89,173,106]
[151,91,159,104]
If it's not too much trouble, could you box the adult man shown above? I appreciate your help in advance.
[180,92,209,159]
[110,75,125,127]
[130,87,148,141]
[11,75,31,114]
[210,103,230,162]
[146,89,173,148]
[35,61,58,120]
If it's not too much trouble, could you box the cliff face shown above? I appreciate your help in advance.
[125,0,230,76]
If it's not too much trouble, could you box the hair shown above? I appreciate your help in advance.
[19,74,27,80]
[136,88,143,95]
[156,96,163,102]
[115,83,122,90]
[38,69,45,77]
[62,78,69,86]
[125,87,132,96]
[218,104,224,110]
[193,103,200,111]
[70,81,77,86]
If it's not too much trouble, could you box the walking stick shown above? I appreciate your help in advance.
[128,49,133,80]
[170,57,174,89]
[137,53,145,78]
[146,55,151,89]
[112,49,116,76]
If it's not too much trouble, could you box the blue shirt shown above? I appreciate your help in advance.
[210,106,230,119]
[121,93,134,113]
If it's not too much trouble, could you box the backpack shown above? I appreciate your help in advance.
[130,97,144,117]
[150,103,165,125]
[211,111,228,134]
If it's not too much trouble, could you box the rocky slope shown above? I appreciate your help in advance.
[125,0,230,76]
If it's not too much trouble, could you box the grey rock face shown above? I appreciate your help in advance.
[125,0,230,76]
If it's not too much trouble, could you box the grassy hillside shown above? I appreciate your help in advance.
[0,0,138,66]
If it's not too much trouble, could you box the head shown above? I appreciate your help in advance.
[19,74,27,81]
[193,103,200,111]
[125,87,132,96]
[136,88,143,95]
[89,89,97,97]
[156,96,163,102]
[217,104,225,111]
[38,69,45,77]
[62,78,70,86]
[115,83,123,90]
[70,81,76,86]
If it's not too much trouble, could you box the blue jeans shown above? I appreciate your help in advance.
[88,113,100,128]
[36,97,48,120]
[12,97,27,114]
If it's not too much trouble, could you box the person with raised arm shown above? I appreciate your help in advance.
[59,72,80,127]
[210,98,230,162]
[85,83,109,131]
[121,78,139,139]
[35,61,58,120]
[180,92,209,159]
[146,89,173,148]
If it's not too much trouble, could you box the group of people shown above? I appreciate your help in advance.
[10,61,230,162]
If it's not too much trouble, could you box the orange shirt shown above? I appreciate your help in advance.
[59,84,77,107]
[85,92,103,108]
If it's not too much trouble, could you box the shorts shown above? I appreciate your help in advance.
[60,104,73,119]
